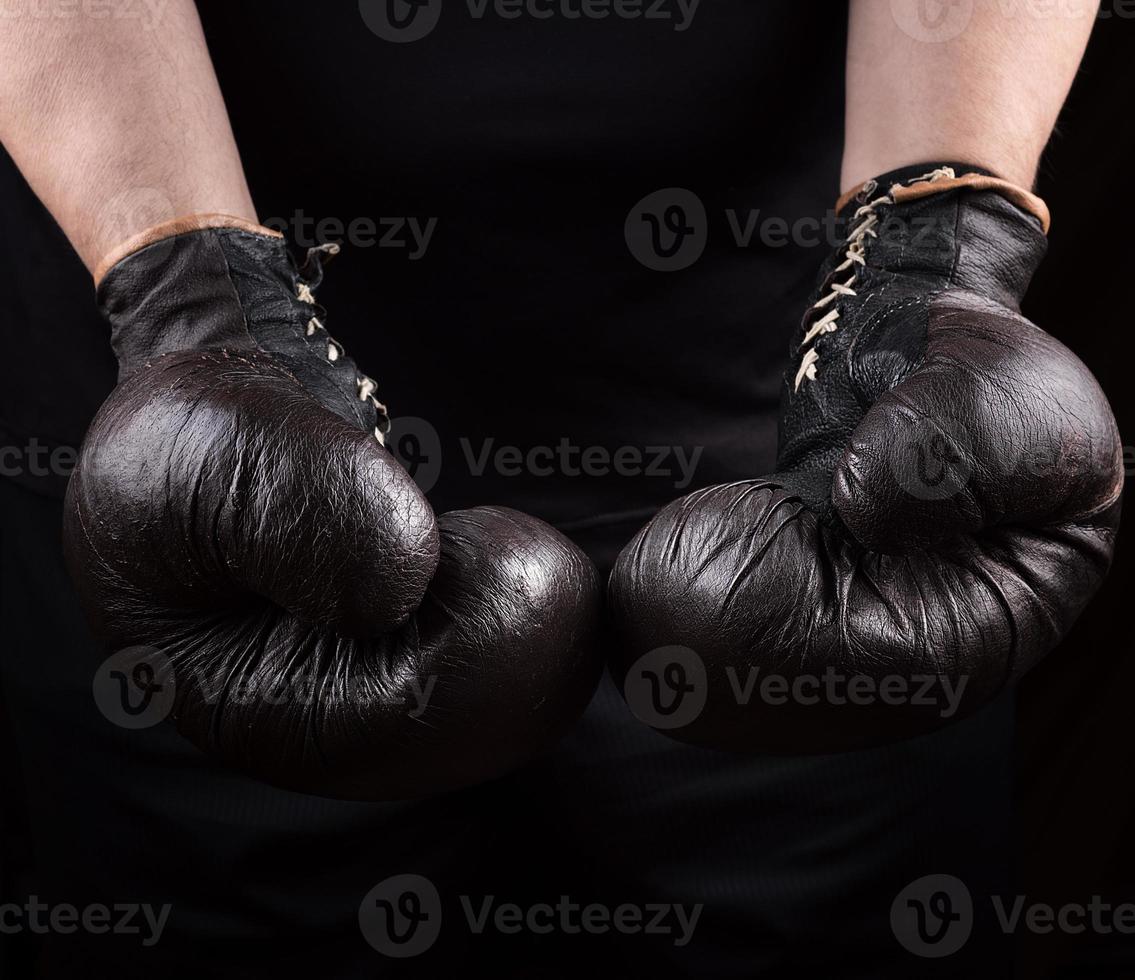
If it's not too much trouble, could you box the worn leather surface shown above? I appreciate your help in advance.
[609,167,1124,751]
[65,227,603,799]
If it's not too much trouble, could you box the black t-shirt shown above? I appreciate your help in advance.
[1,12,1029,978]
[0,1,846,544]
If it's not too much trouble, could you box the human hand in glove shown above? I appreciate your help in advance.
[609,167,1123,752]
[66,216,603,799]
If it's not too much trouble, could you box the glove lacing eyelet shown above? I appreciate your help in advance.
[792,166,956,392]
[295,243,392,446]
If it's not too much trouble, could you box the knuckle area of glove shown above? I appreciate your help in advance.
[74,350,439,629]
[424,507,601,653]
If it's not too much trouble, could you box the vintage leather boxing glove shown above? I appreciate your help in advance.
[65,215,602,799]
[609,166,1123,751]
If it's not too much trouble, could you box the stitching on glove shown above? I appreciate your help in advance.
[844,293,926,410]
[794,167,957,392]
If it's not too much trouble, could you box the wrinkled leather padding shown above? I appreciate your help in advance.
[68,229,604,799]
[609,175,1123,753]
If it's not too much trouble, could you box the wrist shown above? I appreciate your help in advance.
[93,213,281,286]
[840,148,1040,201]
[834,163,1050,233]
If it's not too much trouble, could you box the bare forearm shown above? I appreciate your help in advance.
[0,0,254,272]
[843,0,1096,191]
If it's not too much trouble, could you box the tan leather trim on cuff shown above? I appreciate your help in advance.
[836,172,1051,234]
[835,182,872,215]
[93,213,284,285]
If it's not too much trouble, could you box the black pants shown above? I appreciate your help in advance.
[1,476,1014,978]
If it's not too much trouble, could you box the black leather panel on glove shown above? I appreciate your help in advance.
[66,216,603,800]
[609,166,1123,752]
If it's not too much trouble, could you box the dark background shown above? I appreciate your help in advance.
[1,7,1132,980]
[1014,11,1134,977]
